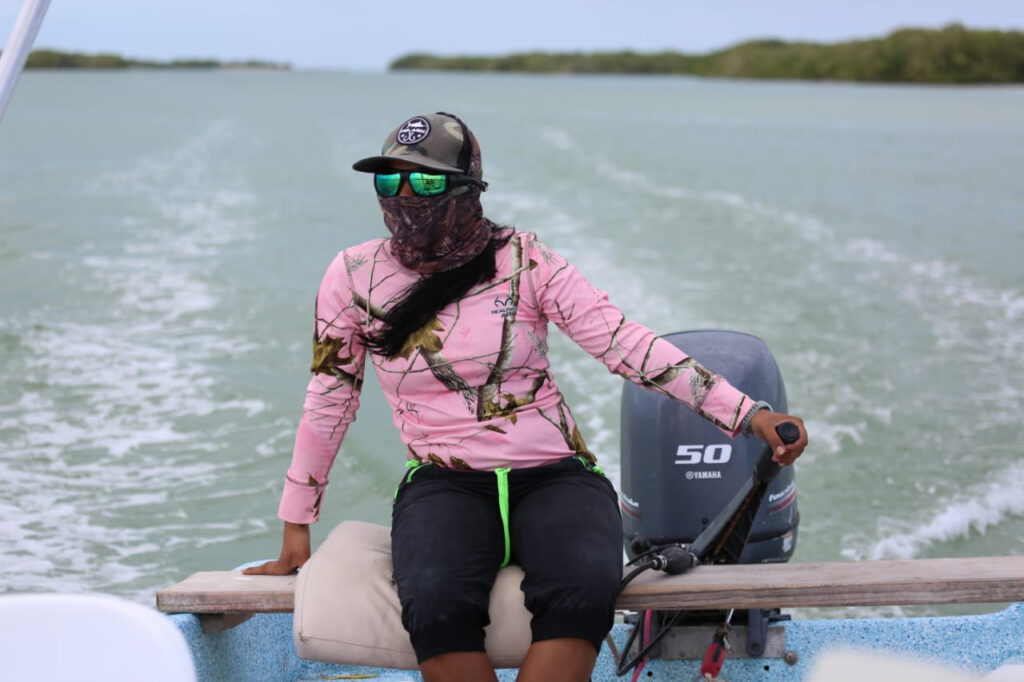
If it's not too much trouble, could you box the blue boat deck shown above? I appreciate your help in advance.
[171,603,1024,681]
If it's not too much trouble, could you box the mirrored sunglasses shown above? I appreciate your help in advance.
[374,170,487,197]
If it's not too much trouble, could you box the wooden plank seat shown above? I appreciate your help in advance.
[158,523,1024,668]
[157,555,1024,618]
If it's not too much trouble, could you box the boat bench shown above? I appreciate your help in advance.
[157,555,1024,633]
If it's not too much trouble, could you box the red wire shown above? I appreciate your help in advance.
[629,611,653,682]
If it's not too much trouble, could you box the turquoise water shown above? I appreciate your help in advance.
[2,71,1023,614]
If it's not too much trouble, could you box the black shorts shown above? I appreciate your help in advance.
[391,456,622,663]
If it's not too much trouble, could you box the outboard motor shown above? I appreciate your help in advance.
[620,330,799,564]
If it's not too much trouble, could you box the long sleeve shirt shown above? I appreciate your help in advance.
[278,230,754,524]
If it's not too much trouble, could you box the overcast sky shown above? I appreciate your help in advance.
[3,1,1023,71]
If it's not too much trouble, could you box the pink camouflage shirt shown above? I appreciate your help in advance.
[278,230,756,524]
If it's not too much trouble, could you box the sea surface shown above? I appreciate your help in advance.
[2,70,1022,617]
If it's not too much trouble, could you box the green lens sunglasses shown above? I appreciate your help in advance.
[374,170,487,197]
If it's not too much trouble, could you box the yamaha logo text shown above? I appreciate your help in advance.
[685,470,722,480]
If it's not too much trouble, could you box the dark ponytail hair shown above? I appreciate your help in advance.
[365,225,513,359]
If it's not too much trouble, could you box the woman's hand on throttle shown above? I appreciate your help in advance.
[750,411,808,467]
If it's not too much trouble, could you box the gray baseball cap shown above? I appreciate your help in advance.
[352,112,483,178]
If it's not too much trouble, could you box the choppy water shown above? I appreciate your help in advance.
[2,71,1023,616]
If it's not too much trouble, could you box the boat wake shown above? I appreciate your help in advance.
[857,460,1024,561]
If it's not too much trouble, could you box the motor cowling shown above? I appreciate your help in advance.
[620,330,799,563]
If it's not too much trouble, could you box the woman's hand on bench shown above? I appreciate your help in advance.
[242,522,311,576]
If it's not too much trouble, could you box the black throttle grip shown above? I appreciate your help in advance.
[776,421,800,445]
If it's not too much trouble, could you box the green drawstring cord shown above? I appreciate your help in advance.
[575,455,605,476]
[495,467,511,568]
[404,459,425,481]
[394,460,427,500]
[397,460,596,565]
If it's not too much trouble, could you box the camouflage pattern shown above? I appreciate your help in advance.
[277,231,756,524]
[378,186,490,274]
[352,112,484,179]
[351,112,490,273]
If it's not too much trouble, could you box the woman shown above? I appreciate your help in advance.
[245,112,808,682]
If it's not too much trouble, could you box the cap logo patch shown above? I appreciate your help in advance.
[396,117,430,145]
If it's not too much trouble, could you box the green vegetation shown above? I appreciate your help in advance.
[390,24,1024,83]
[9,49,290,70]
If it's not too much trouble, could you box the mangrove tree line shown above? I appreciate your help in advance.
[390,25,1024,83]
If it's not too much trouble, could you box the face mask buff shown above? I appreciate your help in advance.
[379,187,491,274]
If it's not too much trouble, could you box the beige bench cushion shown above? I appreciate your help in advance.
[293,520,533,670]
